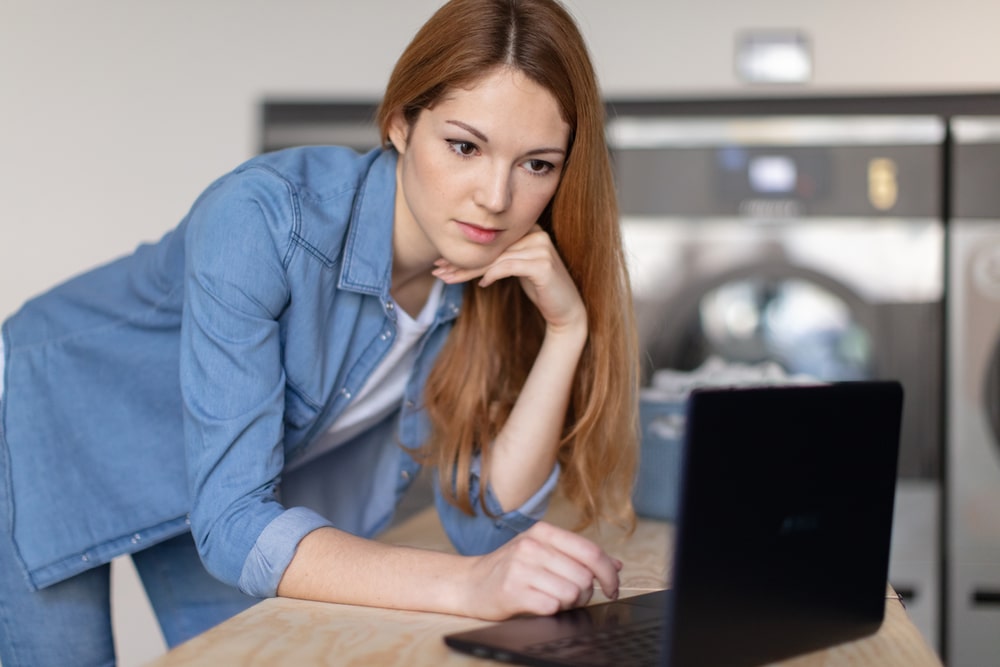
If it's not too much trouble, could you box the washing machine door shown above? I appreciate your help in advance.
[647,261,877,381]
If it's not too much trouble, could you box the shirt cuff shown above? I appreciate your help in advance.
[473,456,561,531]
[237,506,333,598]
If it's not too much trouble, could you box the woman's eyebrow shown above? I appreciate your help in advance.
[446,119,567,156]
[446,120,489,143]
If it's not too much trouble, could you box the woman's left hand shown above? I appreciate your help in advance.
[431,225,586,336]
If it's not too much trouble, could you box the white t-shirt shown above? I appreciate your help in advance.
[284,280,444,471]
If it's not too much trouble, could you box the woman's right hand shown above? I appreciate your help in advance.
[460,521,622,620]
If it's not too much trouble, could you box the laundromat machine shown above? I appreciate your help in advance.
[609,113,946,649]
[947,116,1000,667]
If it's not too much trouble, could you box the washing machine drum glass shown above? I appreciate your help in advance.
[674,277,874,380]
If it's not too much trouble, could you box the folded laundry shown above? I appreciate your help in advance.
[646,355,818,402]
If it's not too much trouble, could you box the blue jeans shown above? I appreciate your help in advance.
[0,530,259,667]
[0,409,258,667]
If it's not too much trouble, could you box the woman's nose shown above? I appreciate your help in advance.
[474,164,512,213]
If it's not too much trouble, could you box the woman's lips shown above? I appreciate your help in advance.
[456,221,500,244]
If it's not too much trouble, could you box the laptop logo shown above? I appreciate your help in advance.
[779,513,820,535]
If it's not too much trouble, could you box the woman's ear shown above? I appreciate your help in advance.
[387,111,410,154]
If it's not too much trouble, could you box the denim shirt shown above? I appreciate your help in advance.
[0,146,556,596]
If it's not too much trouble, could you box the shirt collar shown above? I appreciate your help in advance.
[338,148,397,296]
[338,148,464,323]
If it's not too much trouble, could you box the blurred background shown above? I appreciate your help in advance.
[3,1,1000,665]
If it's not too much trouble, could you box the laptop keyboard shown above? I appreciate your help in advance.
[522,619,664,666]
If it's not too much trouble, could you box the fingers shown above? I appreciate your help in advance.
[526,522,621,602]
[430,226,553,285]
[513,537,597,611]
[475,243,559,289]
[474,226,555,287]
[433,230,584,332]
[508,522,620,612]
[469,522,623,620]
[431,258,485,284]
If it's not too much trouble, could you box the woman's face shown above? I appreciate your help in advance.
[389,67,571,274]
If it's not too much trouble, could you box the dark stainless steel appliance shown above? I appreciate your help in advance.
[609,114,945,648]
[947,116,1000,667]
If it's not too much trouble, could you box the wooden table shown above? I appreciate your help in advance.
[148,499,942,666]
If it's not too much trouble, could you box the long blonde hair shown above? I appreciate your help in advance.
[376,0,638,531]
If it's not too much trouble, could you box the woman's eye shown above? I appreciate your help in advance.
[447,140,478,157]
[526,159,555,175]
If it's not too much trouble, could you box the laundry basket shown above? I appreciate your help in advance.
[633,357,818,521]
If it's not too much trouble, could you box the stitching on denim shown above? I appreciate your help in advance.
[289,231,338,269]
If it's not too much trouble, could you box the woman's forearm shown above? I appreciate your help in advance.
[430,226,590,513]
[276,526,474,615]
[276,518,621,621]
[487,319,587,511]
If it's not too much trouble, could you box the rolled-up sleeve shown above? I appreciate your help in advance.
[435,457,561,555]
[238,507,333,597]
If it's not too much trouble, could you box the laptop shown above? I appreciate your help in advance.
[444,381,903,667]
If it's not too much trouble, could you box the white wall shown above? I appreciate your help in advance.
[2,1,999,664]
[3,1,1000,318]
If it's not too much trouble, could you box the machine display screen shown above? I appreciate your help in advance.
[748,155,798,194]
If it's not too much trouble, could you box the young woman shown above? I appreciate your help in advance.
[0,0,638,664]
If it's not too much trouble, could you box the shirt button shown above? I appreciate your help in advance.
[131,533,142,544]
[81,553,90,562]
[404,400,415,409]
[401,470,411,481]
[341,388,352,399]
[385,301,395,311]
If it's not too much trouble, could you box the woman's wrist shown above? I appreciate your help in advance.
[442,554,480,617]
[544,309,588,348]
